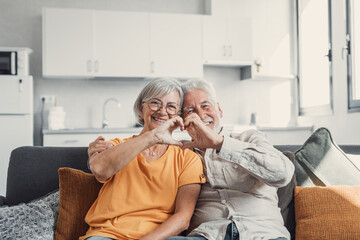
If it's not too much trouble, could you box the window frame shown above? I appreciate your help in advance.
[296,0,334,116]
[346,0,360,112]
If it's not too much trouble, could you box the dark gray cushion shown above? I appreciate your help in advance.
[295,127,360,187]
[6,146,89,206]
[277,151,296,240]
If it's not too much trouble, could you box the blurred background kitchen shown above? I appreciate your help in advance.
[0,0,360,195]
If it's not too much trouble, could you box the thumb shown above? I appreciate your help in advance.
[169,139,183,147]
[181,141,198,150]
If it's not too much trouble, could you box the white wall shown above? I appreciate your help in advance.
[2,0,331,145]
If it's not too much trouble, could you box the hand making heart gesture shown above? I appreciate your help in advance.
[182,113,223,151]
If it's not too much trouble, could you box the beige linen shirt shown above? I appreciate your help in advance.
[188,129,294,240]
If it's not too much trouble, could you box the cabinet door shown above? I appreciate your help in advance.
[42,8,94,77]
[202,16,228,61]
[0,76,32,114]
[94,11,151,77]
[227,18,252,61]
[150,13,203,78]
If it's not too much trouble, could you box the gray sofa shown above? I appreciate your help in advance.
[1,142,360,239]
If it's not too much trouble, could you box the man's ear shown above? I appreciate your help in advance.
[217,103,223,118]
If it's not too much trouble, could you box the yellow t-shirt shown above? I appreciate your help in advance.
[80,136,205,240]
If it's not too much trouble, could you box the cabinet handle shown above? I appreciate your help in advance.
[223,45,226,56]
[19,79,23,92]
[87,60,92,72]
[94,60,99,72]
[229,45,232,57]
[63,140,79,143]
[151,61,155,73]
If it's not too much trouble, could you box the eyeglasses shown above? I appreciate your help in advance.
[144,98,180,116]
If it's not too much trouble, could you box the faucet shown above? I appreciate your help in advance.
[102,98,121,128]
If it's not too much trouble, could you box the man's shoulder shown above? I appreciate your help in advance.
[229,129,265,140]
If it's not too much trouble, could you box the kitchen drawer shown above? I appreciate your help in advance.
[43,130,187,147]
[43,133,136,147]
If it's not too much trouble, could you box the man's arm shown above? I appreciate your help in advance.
[140,184,201,240]
[182,113,294,188]
[218,130,294,187]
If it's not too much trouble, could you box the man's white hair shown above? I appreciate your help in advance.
[181,79,218,103]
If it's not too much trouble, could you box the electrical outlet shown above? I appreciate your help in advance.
[41,95,55,104]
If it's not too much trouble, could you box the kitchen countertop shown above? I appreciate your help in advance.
[43,124,314,135]
[43,127,143,134]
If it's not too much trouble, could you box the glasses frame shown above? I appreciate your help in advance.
[143,98,181,116]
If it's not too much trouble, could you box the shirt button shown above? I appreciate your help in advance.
[221,199,227,204]
[233,165,239,169]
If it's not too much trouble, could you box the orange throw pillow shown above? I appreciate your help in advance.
[295,186,360,240]
[55,168,102,240]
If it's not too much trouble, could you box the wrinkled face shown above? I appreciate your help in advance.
[182,89,223,131]
[141,90,180,131]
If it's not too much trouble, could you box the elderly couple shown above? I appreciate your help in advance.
[80,78,295,240]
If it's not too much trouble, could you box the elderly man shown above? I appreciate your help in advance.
[166,79,294,240]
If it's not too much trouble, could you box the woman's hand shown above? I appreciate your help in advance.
[151,116,185,147]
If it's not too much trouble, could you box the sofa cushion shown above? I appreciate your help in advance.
[6,146,89,206]
[295,185,360,239]
[0,190,59,240]
[55,168,102,240]
[294,127,360,187]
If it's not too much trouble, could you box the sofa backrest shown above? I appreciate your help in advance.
[6,146,89,206]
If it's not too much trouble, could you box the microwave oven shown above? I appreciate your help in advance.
[0,47,32,76]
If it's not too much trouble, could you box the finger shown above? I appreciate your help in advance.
[181,141,198,150]
[183,114,200,128]
[95,136,105,142]
[173,116,185,131]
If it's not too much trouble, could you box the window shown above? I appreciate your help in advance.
[346,0,360,112]
[297,0,333,115]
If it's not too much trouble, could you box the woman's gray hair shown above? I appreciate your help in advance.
[134,78,183,125]
[181,79,218,103]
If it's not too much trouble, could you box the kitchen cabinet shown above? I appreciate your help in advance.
[94,11,151,77]
[203,16,252,63]
[42,8,94,77]
[202,15,253,80]
[257,126,314,145]
[150,13,203,78]
[43,8,203,78]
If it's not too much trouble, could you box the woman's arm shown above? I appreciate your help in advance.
[140,183,201,240]
[89,116,184,181]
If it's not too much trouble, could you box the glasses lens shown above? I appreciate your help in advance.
[166,104,179,115]
[148,99,161,111]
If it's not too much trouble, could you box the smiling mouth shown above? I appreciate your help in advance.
[152,116,167,123]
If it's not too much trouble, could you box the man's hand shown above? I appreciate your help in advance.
[151,116,185,147]
[182,113,223,151]
[88,136,113,158]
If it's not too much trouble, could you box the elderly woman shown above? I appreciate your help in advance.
[80,78,205,240]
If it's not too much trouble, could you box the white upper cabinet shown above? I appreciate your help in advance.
[94,11,151,77]
[43,8,203,78]
[202,15,252,64]
[42,8,94,77]
[150,13,203,78]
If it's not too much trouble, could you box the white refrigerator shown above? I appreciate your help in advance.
[0,75,33,196]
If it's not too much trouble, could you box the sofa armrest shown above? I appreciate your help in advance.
[0,195,5,206]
